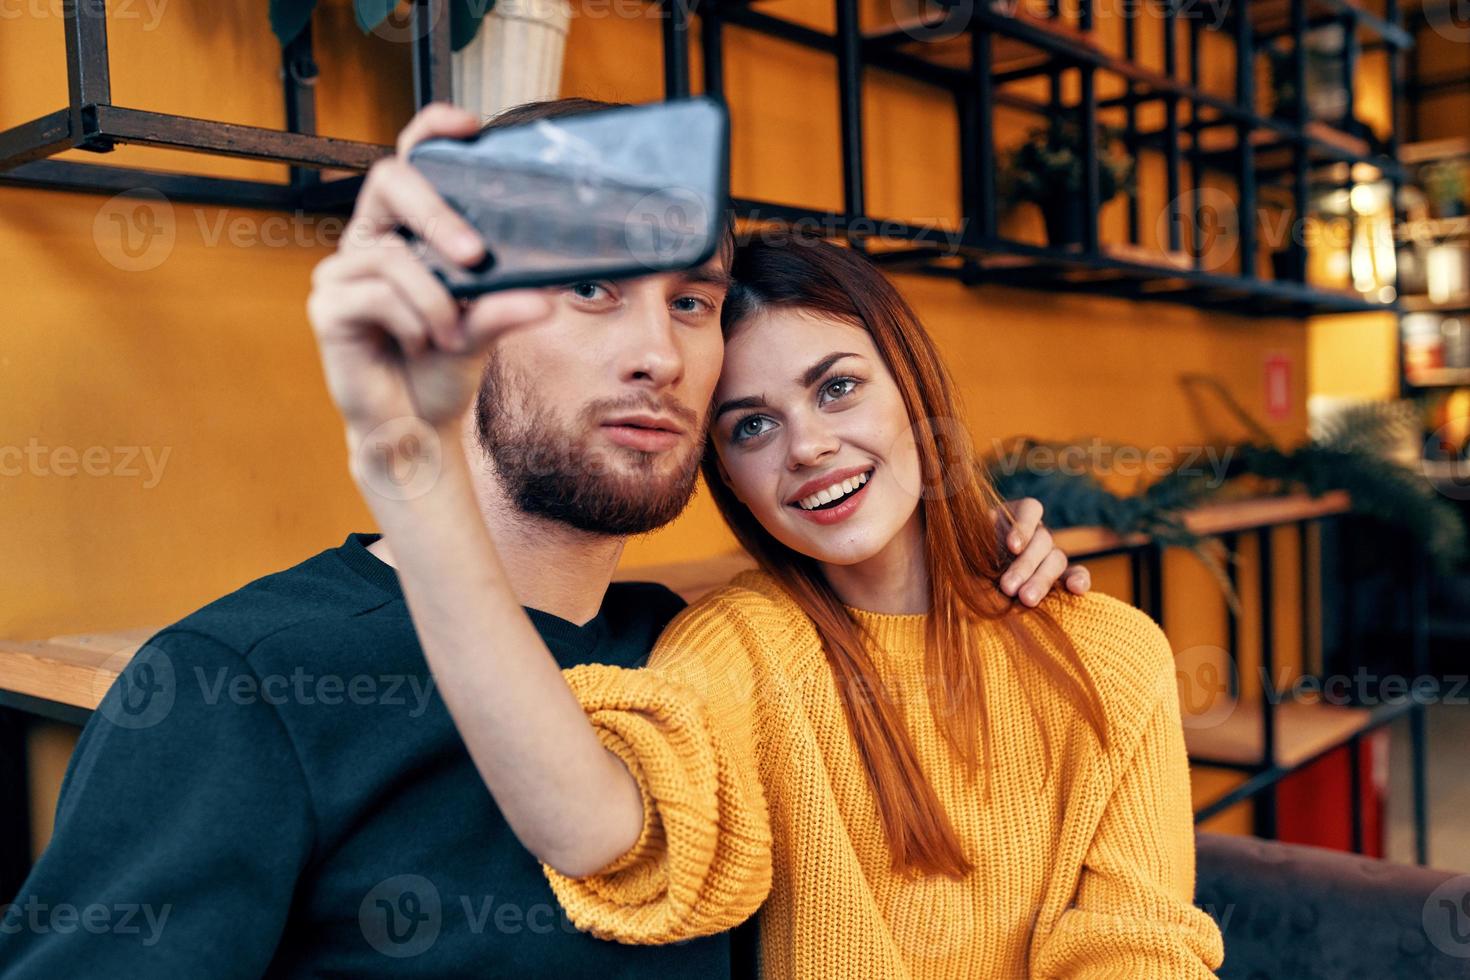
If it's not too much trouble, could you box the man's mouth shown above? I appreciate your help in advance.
[600,415,684,453]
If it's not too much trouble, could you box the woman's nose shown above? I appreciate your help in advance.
[785,412,841,470]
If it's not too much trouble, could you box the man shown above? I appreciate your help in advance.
[0,99,1088,977]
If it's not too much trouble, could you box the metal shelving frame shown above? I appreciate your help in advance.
[0,0,460,211]
[666,0,1413,316]
[1076,514,1430,863]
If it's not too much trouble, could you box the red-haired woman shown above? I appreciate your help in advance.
[545,237,1224,979]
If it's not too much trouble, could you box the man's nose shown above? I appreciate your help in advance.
[615,300,683,389]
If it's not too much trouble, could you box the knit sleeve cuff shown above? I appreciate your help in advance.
[542,663,772,945]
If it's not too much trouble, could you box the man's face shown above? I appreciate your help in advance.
[474,258,729,535]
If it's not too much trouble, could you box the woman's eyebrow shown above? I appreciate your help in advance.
[798,352,861,388]
[714,352,863,421]
[713,395,766,420]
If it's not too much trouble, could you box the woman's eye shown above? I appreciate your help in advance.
[731,416,774,443]
[820,377,859,404]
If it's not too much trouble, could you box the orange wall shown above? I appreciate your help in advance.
[1411,19,1470,141]
[5,0,1382,846]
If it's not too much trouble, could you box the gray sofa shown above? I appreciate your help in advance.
[1196,832,1470,978]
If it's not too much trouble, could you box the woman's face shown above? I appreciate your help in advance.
[710,306,924,567]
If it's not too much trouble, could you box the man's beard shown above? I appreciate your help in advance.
[474,359,705,536]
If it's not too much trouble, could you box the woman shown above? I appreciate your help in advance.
[542,238,1225,978]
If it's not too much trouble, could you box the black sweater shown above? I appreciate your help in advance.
[0,533,732,979]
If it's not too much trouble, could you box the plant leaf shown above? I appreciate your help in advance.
[354,0,400,34]
[270,0,316,46]
[452,0,498,51]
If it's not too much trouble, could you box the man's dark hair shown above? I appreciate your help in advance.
[477,96,629,133]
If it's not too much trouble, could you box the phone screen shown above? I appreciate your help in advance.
[407,98,729,297]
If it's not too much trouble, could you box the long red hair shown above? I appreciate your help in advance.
[704,237,1110,879]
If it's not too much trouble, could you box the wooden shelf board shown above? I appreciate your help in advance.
[1185,697,1377,769]
[0,628,154,711]
[0,492,1354,715]
[1402,295,1470,314]
[1400,137,1470,166]
[1406,367,1470,388]
[1104,242,1195,271]
[883,7,1099,73]
[1396,216,1470,243]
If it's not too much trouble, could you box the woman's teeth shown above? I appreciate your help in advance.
[797,470,870,511]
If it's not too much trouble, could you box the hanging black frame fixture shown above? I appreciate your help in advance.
[666,0,1414,316]
[0,0,461,211]
[0,0,1415,315]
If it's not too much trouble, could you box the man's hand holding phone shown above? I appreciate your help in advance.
[307,103,552,454]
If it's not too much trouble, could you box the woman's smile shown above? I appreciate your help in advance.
[787,466,875,525]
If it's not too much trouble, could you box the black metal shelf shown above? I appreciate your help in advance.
[737,195,1394,314]
[674,0,1411,316]
[1040,502,1431,862]
[0,0,458,210]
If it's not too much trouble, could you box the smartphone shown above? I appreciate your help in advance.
[406,97,729,298]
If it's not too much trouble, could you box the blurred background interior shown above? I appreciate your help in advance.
[1,0,1468,974]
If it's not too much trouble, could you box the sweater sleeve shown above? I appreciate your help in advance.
[1031,627,1226,979]
[541,594,773,945]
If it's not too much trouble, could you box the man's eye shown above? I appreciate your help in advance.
[732,416,774,443]
[673,295,712,314]
[820,377,859,403]
[568,281,608,301]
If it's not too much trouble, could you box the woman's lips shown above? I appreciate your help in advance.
[601,424,681,452]
[790,470,873,526]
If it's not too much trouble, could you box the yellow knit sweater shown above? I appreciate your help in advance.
[545,570,1226,979]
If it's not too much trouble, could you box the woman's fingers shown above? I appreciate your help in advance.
[1063,563,1092,596]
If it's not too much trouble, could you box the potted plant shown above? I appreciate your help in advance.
[1266,43,1303,121]
[985,388,1468,611]
[1420,160,1468,219]
[1259,186,1306,282]
[999,119,1134,250]
[270,0,571,122]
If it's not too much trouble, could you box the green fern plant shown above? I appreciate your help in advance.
[984,381,1468,611]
